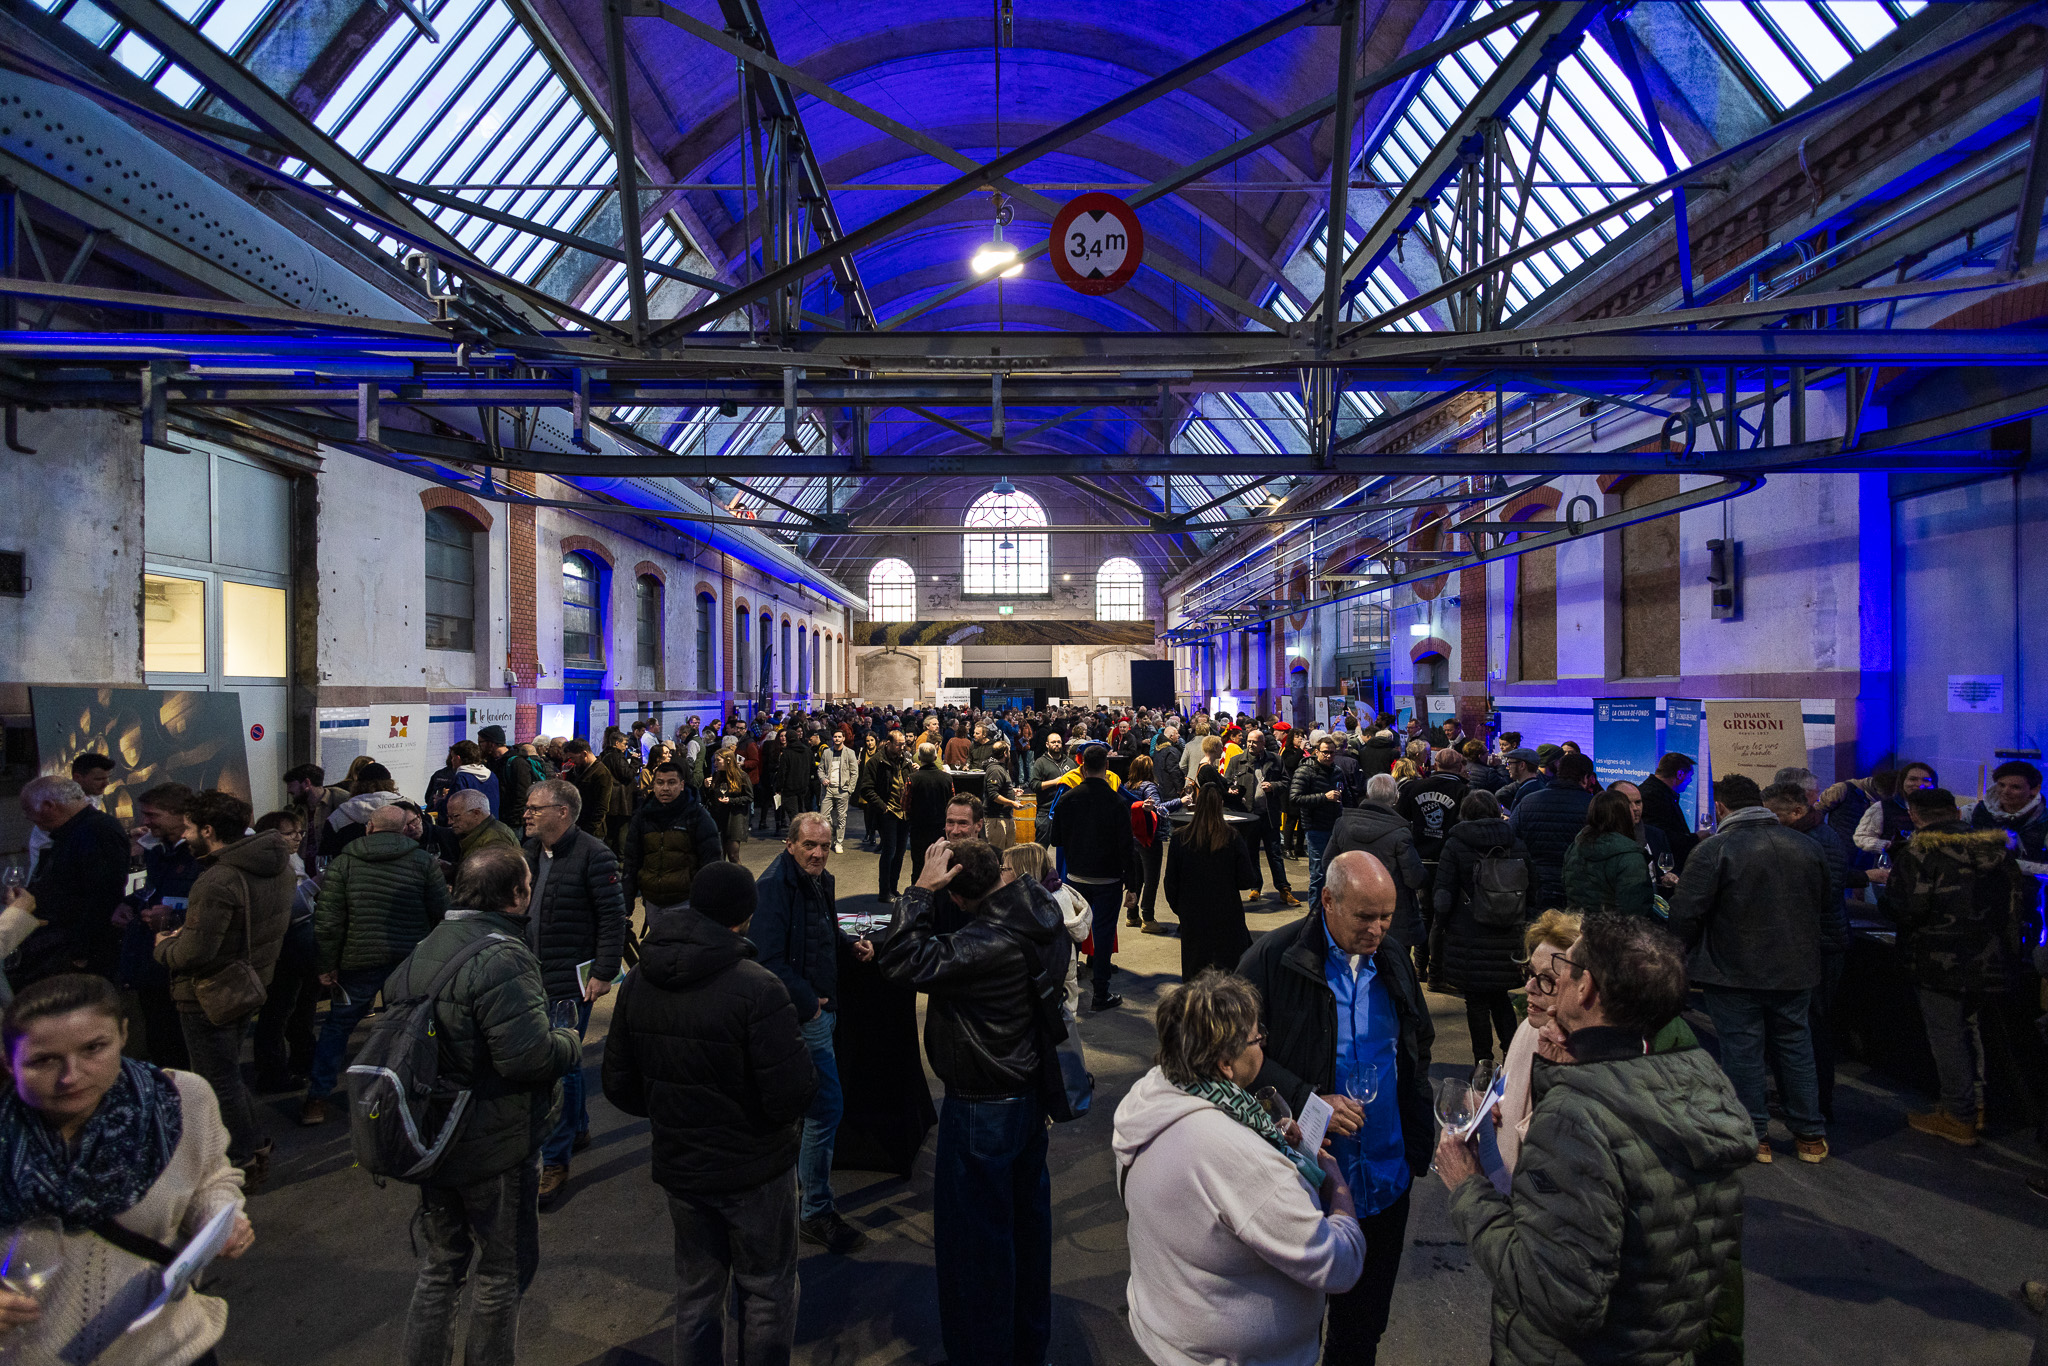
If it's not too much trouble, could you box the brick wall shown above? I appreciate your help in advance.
[508,471,539,740]
[1459,565,1487,682]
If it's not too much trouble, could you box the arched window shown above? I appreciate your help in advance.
[635,575,662,668]
[425,507,479,651]
[735,607,751,691]
[962,488,1048,595]
[760,611,773,693]
[868,558,916,621]
[563,553,603,664]
[797,625,808,693]
[695,592,715,691]
[1095,556,1143,621]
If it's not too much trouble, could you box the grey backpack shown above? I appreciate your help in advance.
[345,932,511,1183]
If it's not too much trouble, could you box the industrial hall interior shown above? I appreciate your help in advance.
[4,0,2048,1364]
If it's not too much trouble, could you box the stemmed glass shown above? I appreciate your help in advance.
[1343,1063,1380,1108]
[0,863,24,898]
[0,1216,64,1342]
[1431,1079,1478,1171]
[1654,851,1674,883]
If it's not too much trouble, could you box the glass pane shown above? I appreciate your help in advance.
[222,580,286,678]
[61,0,120,46]
[144,574,207,673]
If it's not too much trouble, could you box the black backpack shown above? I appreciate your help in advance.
[1471,848,1530,929]
[345,931,512,1183]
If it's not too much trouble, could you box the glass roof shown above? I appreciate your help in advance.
[31,0,282,106]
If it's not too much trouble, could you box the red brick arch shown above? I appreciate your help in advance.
[1410,635,1453,663]
[559,534,615,567]
[419,487,493,530]
[633,560,667,586]
[734,596,750,616]
[1501,487,1562,524]
[694,580,717,602]
[1408,507,1450,601]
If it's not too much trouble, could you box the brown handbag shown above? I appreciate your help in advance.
[192,870,268,1026]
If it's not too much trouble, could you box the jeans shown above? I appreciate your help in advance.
[180,1011,267,1163]
[1250,808,1292,893]
[255,916,319,1086]
[821,791,851,846]
[543,997,594,1166]
[307,963,400,1102]
[403,1157,541,1366]
[934,1094,1051,1366]
[1464,989,1517,1062]
[669,1174,799,1366]
[875,812,907,897]
[1325,1187,1410,1365]
[1138,839,1164,920]
[797,1010,843,1220]
[1811,952,1843,1122]
[1074,881,1123,1002]
[1918,986,1989,1119]
[1305,827,1333,910]
[1703,985,1824,1141]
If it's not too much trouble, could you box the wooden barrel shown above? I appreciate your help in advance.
[1015,794,1038,845]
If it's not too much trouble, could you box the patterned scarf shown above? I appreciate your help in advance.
[1180,1076,1329,1188]
[0,1058,184,1231]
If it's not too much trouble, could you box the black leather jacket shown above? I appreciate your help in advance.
[877,878,1069,1100]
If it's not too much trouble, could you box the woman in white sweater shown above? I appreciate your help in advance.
[1113,971,1364,1366]
[0,973,252,1366]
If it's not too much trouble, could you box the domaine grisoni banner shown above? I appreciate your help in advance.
[1703,700,1808,790]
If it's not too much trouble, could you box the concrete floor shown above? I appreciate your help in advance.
[215,829,2048,1365]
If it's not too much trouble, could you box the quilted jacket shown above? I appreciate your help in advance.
[1882,820,2040,993]
[313,831,450,973]
[1449,1034,1753,1365]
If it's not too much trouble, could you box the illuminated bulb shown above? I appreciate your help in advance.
[972,240,1023,278]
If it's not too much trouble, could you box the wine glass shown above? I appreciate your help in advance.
[1253,1086,1293,1126]
[0,863,24,897]
[1654,851,1674,882]
[0,1217,64,1310]
[1343,1063,1381,1108]
[1431,1077,1478,1171]
[1469,1057,1496,1100]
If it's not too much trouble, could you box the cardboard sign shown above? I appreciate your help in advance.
[1704,700,1807,790]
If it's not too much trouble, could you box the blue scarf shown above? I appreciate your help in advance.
[0,1059,184,1231]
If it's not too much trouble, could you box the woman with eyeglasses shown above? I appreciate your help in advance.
[1498,910,1584,1173]
[1113,971,1361,1366]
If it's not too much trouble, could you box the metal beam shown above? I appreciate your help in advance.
[646,0,1329,339]
[603,0,650,335]
[93,0,557,333]
[2002,64,2048,272]
[1316,3,1596,320]
[1318,0,1362,349]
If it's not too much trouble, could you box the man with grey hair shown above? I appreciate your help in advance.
[522,775,628,1204]
[19,773,130,984]
[750,809,873,1252]
[447,787,521,861]
[1237,850,1434,1365]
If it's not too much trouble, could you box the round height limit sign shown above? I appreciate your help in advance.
[1050,192,1144,295]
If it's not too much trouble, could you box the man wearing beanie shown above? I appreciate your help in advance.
[602,860,818,1366]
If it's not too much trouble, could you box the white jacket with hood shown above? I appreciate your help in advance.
[1111,1067,1364,1366]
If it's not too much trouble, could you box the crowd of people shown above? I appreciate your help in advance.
[2,696,2044,1366]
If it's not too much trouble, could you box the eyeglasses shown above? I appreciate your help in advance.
[1242,1031,1266,1050]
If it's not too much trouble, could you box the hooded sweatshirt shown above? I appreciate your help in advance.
[1112,1067,1364,1366]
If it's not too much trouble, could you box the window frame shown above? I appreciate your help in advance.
[562,552,603,666]
[695,592,715,691]
[867,557,917,621]
[1095,556,1144,621]
[962,489,1050,597]
[635,574,662,669]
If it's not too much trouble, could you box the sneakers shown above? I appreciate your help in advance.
[1795,1137,1829,1164]
[1140,921,1173,936]
[834,842,844,854]
[539,1164,569,1208]
[799,1211,868,1255]
[298,1097,330,1128]
[1125,912,1141,928]
[1754,1140,1773,1164]
[1091,994,1125,1012]
[1907,1108,1981,1147]
[1279,891,1302,907]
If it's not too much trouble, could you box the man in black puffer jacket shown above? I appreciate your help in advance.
[602,862,816,1366]
[522,778,628,1204]
[1510,752,1598,910]
[621,762,723,913]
